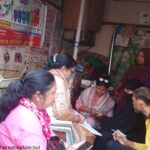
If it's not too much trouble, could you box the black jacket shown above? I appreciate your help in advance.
[99,94,146,142]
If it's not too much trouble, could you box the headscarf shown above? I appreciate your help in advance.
[125,79,144,91]
[118,79,144,108]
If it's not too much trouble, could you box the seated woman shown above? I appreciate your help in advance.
[115,47,150,93]
[93,79,146,150]
[43,53,81,121]
[43,53,95,144]
[0,70,56,149]
[75,73,115,129]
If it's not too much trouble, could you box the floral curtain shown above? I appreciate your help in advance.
[110,25,150,86]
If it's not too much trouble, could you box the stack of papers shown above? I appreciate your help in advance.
[51,120,75,144]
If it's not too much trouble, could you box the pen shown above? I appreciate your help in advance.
[111,129,126,137]
[111,129,116,132]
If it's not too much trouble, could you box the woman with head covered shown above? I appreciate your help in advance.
[93,79,146,150]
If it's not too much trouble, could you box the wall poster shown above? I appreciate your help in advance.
[110,25,150,85]
[0,0,47,47]
[50,10,63,55]
[0,46,48,78]
[42,3,56,51]
[0,1,62,79]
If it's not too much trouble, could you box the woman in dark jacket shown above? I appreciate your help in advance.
[93,79,146,150]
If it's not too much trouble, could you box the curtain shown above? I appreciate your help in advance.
[110,25,138,86]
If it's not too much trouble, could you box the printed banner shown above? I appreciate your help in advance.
[0,46,48,78]
[0,0,47,47]
[42,4,56,51]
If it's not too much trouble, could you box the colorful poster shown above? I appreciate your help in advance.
[50,10,62,55]
[42,4,56,51]
[0,0,47,47]
[0,46,28,78]
[0,46,48,78]
[0,1,62,78]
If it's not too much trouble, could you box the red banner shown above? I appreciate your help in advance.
[0,0,46,47]
[0,27,41,46]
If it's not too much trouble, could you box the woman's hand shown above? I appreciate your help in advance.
[77,104,91,114]
[76,103,85,111]
[89,108,97,115]
[77,104,102,118]
[72,115,81,123]
[95,112,103,118]
[89,108,102,117]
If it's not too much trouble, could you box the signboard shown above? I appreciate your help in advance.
[0,0,47,47]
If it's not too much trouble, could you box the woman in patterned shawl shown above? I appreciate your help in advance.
[76,73,115,129]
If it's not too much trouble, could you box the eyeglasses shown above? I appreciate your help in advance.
[99,78,109,83]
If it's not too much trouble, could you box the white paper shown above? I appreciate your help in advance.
[51,120,75,144]
[81,121,102,137]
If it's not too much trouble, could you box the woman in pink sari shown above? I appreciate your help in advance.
[76,74,115,129]
[0,70,56,149]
